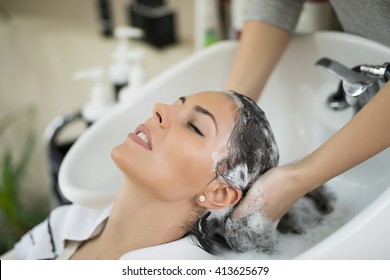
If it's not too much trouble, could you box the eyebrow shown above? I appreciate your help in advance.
[179,96,219,134]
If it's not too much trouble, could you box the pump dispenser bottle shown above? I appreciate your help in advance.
[45,67,114,204]
[118,49,147,103]
[109,26,143,101]
[74,67,114,125]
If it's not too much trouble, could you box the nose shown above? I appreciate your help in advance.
[152,103,176,129]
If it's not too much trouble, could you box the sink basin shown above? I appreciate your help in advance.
[259,32,390,259]
[59,31,390,259]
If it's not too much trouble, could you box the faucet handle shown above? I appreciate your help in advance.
[360,62,390,83]
[316,57,377,97]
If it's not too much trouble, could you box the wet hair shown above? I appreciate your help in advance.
[189,90,279,255]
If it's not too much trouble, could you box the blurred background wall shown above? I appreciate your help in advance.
[0,0,195,207]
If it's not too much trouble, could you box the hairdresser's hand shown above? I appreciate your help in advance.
[233,82,390,222]
[231,164,310,222]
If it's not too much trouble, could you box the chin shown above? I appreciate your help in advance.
[111,143,147,183]
[110,143,129,172]
[110,145,120,164]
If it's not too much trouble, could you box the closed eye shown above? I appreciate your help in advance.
[187,121,204,137]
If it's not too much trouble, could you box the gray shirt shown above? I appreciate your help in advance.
[246,0,390,47]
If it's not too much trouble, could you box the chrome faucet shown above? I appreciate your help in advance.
[316,57,390,114]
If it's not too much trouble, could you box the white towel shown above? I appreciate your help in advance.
[14,204,112,259]
[13,203,214,260]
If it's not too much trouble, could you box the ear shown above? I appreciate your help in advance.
[198,182,242,210]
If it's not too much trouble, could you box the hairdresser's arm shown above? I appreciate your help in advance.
[225,20,291,101]
[266,82,390,220]
[235,82,390,221]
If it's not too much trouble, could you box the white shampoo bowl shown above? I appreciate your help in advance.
[59,32,390,259]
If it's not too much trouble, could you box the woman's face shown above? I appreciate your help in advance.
[111,91,237,202]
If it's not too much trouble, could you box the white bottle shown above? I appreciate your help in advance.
[118,49,147,103]
[74,67,114,124]
[109,26,143,101]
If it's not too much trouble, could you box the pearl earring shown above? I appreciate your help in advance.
[198,195,206,202]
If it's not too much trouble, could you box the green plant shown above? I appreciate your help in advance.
[0,105,50,255]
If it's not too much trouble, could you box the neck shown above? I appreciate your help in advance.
[92,179,198,259]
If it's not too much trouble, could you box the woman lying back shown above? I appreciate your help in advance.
[2,89,314,259]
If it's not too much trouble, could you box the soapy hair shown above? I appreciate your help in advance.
[189,90,280,255]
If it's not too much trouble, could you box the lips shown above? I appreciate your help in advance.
[128,124,152,150]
